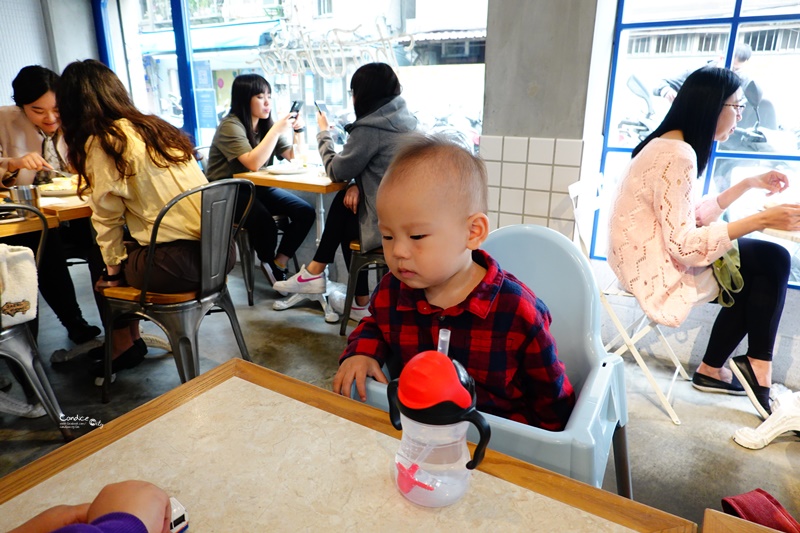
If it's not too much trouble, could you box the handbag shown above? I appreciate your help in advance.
[711,240,743,307]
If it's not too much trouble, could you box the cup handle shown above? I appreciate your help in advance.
[387,380,402,430]
[462,409,491,470]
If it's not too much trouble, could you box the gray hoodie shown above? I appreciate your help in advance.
[316,96,418,251]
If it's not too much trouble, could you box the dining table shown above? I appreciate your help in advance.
[234,166,347,245]
[0,359,696,532]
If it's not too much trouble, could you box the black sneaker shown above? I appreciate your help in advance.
[66,318,102,345]
[260,262,289,295]
[86,338,148,361]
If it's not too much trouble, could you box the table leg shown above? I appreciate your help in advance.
[315,193,325,246]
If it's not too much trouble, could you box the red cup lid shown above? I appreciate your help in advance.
[397,351,472,410]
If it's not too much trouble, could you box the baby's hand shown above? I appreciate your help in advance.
[332,355,388,401]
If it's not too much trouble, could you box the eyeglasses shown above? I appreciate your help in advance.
[347,90,353,97]
[723,103,746,113]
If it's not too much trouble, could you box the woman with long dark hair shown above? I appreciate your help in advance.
[608,66,800,418]
[206,74,314,287]
[274,63,418,323]
[58,59,220,380]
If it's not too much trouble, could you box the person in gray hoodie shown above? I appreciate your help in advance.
[274,63,417,322]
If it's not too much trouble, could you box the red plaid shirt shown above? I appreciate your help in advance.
[341,250,575,431]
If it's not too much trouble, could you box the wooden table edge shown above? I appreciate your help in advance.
[702,509,781,532]
[233,171,348,194]
[0,359,695,532]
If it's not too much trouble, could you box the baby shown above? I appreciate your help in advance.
[332,133,575,431]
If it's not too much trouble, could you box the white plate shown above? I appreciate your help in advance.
[0,215,25,224]
[38,176,78,197]
[265,165,308,175]
[40,188,78,197]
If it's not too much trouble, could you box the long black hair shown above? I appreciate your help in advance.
[57,60,194,190]
[350,62,402,120]
[12,65,59,107]
[228,74,274,147]
[632,66,742,175]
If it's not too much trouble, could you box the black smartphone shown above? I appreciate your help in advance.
[289,100,303,117]
[314,100,329,115]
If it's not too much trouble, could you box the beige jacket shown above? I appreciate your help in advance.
[86,119,208,266]
[0,105,68,187]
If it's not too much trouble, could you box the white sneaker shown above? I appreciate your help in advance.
[329,290,371,323]
[273,265,327,294]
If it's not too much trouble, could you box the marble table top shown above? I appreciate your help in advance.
[0,376,637,531]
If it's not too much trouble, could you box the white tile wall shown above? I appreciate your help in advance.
[501,162,526,188]
[500,188,524,213]
[526,164,552,190]
[485,161,502,186]
[479,135,503,161]
[528,138,555,164]
[479,136,583,239]
[503,136,529,162]
[554,139,584,166]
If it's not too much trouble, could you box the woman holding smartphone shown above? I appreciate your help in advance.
[206,74,314,287]
[274,62,418,323]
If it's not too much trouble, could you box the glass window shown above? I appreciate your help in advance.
[600,1,800,286]
[113,0,486,152]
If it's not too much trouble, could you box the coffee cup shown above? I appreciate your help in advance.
[8,185,41,218]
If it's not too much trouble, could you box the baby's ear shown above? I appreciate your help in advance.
[466,212,489,250]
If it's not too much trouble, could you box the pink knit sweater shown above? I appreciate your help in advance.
[607,138,732,327]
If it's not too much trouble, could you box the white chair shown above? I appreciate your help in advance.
[355,224,631,497]
[568,177,689,425]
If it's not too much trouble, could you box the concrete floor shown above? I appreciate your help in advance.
[1,259,798,528]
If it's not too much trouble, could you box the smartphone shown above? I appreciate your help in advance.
[314,100,329,115]
[289,100,303,117]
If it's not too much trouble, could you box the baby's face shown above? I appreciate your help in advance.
[377,179,473,292]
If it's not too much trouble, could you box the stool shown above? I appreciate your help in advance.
[339,241,387,336]
[236,216,300,306]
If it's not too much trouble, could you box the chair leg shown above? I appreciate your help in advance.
[339,264,361,336]
[292,255,300,273]
[0,326,72,441]
[216,290,251,362]
[153,309,205,383]
[600,292,682,425]
[612,424,632,499]
[236,230,254,307]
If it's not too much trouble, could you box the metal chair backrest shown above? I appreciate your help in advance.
[482,224,603,393]
[0,204,48,268]
[137,179,254,305]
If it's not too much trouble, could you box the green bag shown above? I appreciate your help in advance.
[712,240,744,307]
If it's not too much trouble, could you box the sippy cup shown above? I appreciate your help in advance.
[387,350,491,507]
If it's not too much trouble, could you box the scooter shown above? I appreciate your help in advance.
[616,75,659,145]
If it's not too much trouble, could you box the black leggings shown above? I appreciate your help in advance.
[702,238,790,367]
[235,184,315,265]
[312,188,369,297]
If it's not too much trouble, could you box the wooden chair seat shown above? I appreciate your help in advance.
[102,286,198,305]
[348,240,383,254]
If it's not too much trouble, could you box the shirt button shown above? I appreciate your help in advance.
[438,316,445,322]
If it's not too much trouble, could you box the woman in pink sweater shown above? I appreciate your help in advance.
[608,66,800,419]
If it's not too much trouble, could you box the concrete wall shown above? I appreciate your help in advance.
[41,0,98,72]
[483,0,598,138]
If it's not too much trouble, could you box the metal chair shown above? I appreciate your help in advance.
[236,216,301,306]
[569,177,689,425]
[338,240,387,336]
[0,203,71,440]
[98,179,254,402]
[354,225,631,497]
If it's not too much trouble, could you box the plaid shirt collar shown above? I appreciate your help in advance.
[395,249,503,319]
